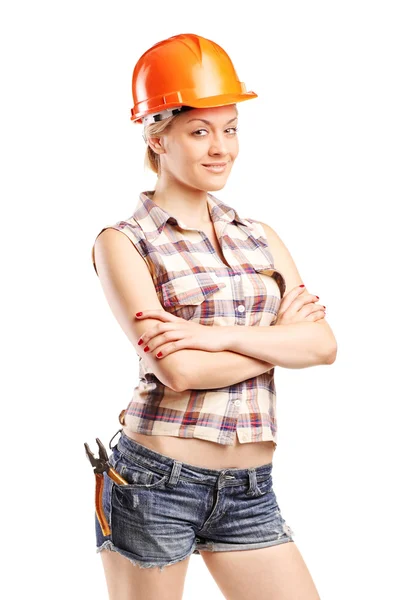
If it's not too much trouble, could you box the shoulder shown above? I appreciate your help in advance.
[249,219,294,266]
[251,220,304,298]
[102,218,145,243]
[91,218,146,277]
[249,220,281,245]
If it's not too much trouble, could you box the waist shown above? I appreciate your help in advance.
[121,426,276,470]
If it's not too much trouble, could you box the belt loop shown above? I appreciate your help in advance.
[165,460,182,488]
[246,468,261,496]
[108,409,126,450]
[109,428,122,451]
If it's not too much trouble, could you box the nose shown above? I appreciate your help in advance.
[208,131,229,156]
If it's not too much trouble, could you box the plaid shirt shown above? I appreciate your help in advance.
[92,191,287,446]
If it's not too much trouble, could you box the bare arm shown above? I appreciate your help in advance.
[92,228,275,392]
[222,321,336,368]
[180,220,337,390]
[93,228,185,391]
[175,319,333,392]
[172,348,275,391]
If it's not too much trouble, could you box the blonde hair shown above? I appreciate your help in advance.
[142,114,177,176]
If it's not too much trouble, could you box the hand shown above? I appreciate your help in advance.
[275,285,326,326]
[134,309,229,358]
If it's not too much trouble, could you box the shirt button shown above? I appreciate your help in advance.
[232,400,240,406]
[234,274,241,282]
[237,304,245,313]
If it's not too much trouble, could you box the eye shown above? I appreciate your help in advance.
[192,129,207,136]
[192,127,239,137]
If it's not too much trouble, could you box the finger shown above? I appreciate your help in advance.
[142,329,187,354]
[154,338,191,359]
[155,339,187,359]
[135,310,181,322]
[290,293,319,313]
[279,284,308,310]
[314,303,326,312]
[314,309,326,321]
[310,303,326,316]
[303,307,326,321]
[299,302,325,318]
[137,322,177,346]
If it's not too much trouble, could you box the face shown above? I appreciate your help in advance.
[150,104,239,191]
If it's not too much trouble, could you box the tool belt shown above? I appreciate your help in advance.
[84,409,128,536]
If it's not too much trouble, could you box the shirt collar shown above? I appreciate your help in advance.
[131,191,250,240]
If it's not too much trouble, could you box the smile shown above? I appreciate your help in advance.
[202,164,227,173]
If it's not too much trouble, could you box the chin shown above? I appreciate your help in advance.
[187,175,229,193]
[207,181,228,192]
[199,177,229,191]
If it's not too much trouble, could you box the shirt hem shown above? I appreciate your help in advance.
[122,425,277,447]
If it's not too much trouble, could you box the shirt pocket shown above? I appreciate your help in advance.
[161,271,227,321]
[253,265,286,300]
[252,266,286,326]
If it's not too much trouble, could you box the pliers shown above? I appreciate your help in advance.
[84,437,128,536]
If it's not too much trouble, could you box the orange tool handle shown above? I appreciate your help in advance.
[95,473,110,537]
[107,467,129,486]
[94,468,129,537]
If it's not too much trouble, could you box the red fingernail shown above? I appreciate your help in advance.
[299,284,305,288]
[156,352,162,358]
[138,339,143,346]
[136,312,142,317]
[316,296,319,299]
[144,346,149,352]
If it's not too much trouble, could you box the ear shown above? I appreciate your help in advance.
[147,136,166,155]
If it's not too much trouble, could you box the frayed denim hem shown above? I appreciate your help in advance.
[96,539,197,573]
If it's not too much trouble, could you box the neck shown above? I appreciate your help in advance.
[152,177,212,227]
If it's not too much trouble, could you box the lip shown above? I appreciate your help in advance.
[202,162,227,167]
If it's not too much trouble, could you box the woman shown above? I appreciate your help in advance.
[91,33,337,600]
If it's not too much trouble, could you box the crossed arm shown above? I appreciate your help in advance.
[175,319,336,391]
[175,221,337,391]
[93,222,337,394]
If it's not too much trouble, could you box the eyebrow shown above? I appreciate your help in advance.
[186,116,239,125]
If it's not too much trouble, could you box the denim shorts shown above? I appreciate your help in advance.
[95,430,295,572]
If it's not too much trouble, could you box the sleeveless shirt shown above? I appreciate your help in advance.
[91,190,287,447]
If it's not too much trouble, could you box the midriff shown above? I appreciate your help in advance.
[122,426,275,470]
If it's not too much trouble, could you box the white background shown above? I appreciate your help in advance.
[1,1,399,598]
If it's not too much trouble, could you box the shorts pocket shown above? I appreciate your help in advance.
[110,448,168,489]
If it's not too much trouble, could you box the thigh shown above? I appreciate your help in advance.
[100,549,191,600]
[200,541,321,600]
[95,447,198,598]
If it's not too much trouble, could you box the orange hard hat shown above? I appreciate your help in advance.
[130,33,258,124]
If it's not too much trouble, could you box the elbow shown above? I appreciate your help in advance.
[314,340,337,366]
[145,352,189,392]
[313,321,337,366]
[170,362,192,392]
[164,363,189,393]
[171,370,190,392]
[325,342,338,365]
[155,352,191,392]
[172,381,187,393]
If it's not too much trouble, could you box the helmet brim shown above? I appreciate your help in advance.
[132,91,258,123]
